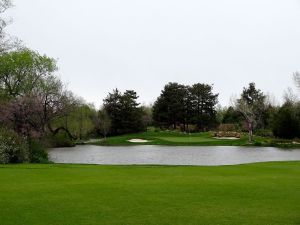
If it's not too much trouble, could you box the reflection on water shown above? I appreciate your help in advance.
[47,145,300,166]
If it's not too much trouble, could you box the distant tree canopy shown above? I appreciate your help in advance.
[0,49,57,100]
[0,49,80,139]
[0,48,87,162]
[152,82,219,131]
[272,102,300,139]
[235,83,268,142]
[222,106,242,124]
[103,89,146,135]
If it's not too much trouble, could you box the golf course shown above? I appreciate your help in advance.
[93,130,300,148]
[1,1,300,225]
[0,162,299,225]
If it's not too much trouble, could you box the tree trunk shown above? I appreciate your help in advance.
[248,122,253,143]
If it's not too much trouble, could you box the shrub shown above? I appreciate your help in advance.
[48,132,75,148]
[0,128,29,164]
[272,103,300,139]
[28,140,49,163]
[254,129,273,138]
[218,124,239,132]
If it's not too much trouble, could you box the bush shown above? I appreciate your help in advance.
[254,129,273,138]
[48,132,75,148]
[0,128,29,164]
[218,124,239,132]
[28,140,49,163]
[272,103,300,139]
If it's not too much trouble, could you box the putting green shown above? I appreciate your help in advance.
[157,136,217,143]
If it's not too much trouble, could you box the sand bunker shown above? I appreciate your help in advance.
[214,137,240,140]
[128,139,151,143]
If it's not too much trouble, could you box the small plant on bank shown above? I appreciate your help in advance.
[0,128,29,164]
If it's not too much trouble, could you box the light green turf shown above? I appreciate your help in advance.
[93,130,300,148]
[0,162,300,225]
[158,136,218,143]
[94,131,250,146]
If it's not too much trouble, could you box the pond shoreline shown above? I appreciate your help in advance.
[87,131,300,149]
[48,145,300,166]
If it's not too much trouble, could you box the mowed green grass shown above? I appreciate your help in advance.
[0,162,300,225]
[158,136,218,143]
[95,131,254,146]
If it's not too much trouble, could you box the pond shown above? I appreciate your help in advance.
[47,145,300,166]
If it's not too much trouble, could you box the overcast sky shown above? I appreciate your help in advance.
[5,0,300,107]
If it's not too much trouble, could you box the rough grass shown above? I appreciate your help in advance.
[0,162,300,225]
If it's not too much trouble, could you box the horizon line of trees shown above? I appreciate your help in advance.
[152,82,219,132]
[2,0,300,165]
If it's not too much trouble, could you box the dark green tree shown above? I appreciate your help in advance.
[222,106,242,124]
[272,103,300,139]
[152,82,186,129]
[153,82,218,131]
[103,89,145,135]
[190,83,219,131]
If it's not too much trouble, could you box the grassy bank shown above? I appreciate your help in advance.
[0,162,299,225]
[92,130,298,147]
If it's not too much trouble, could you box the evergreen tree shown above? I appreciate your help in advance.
[153,82,218,131]
[103,89,145,135]
[190,83,219,130]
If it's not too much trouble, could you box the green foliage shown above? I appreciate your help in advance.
[28,140,49,163]
[104,89,146,135]
[254,129,273,138]
[53,103,97,140]
[0,128,29,164]
[0,49,57,99]
[153,82,219,131]
[222,106,242,124]
[272,103,300,139]
[48,133,75,148]
[96,109,111,138]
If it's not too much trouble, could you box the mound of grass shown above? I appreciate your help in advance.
[0,162,299,225]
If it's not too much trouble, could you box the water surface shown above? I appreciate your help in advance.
[48,145,300,166]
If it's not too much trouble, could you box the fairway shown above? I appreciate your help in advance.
[157,136,217,143]
[96,131,256,146]
[1,162,300,225]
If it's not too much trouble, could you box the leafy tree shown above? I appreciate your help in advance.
[0,49,57,100]
[190,83,219,130]
[0,94,44,138]
[235,83,266,142]
[153,82,218,131]
[0,128,29,164]
[52,100,98,140]
[153,83,186,129]
[272,102,300,139]
[96,109,111,139]
[103,89,145,135]
[222,106,242,124]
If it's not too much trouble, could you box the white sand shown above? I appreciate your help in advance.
[214,137,240,140]
[128,139,151,143]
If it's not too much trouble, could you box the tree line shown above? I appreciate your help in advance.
[1,0,300,164]
[152,82,218,131]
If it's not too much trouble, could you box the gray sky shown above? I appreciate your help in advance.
[6,0,300,107]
